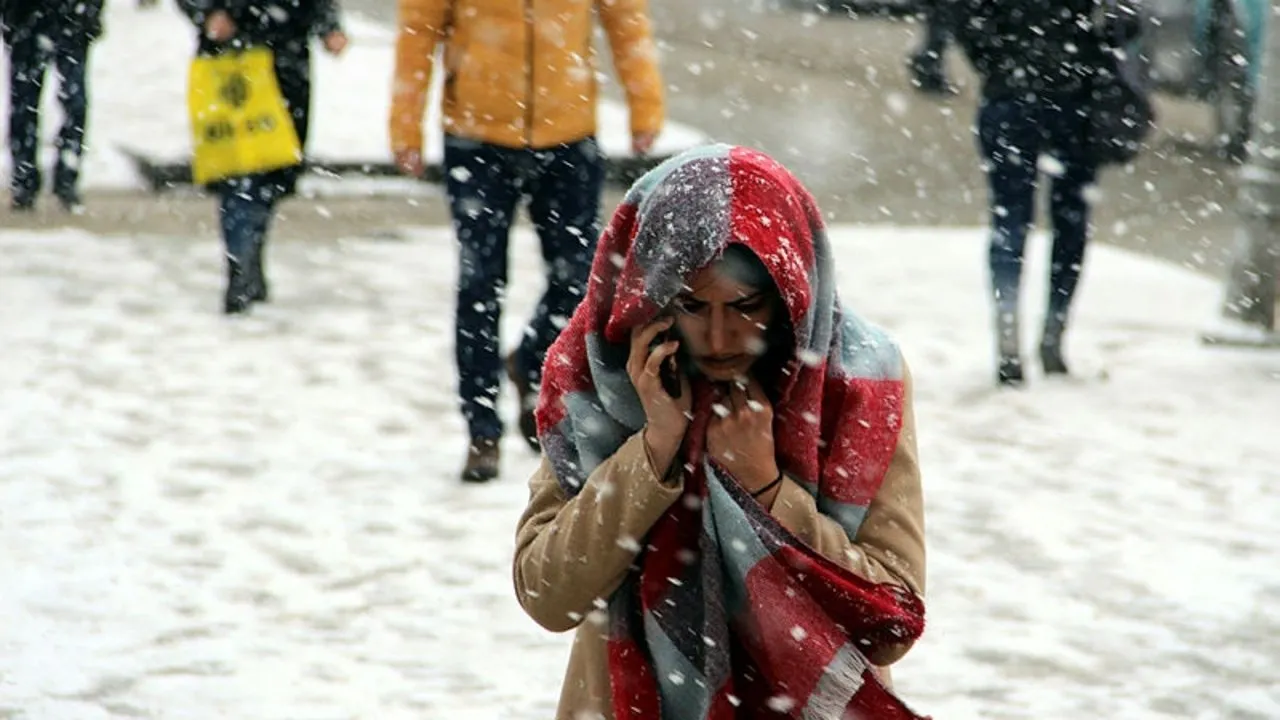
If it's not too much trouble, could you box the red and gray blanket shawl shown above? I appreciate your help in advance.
[536,145,928,719]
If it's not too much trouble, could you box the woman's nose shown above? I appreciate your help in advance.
[708,307,727,354]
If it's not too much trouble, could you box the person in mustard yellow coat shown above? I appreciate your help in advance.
[390,0,665,483]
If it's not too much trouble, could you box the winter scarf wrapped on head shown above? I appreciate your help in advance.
[536,144,928,719]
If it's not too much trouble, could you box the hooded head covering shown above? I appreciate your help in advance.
[536,145,926,719]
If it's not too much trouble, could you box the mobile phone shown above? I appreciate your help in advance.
[650,329,684,399]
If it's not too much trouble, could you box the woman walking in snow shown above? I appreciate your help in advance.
[176,0,348,314]
[512,145,929,719]
[952,0,1146,384]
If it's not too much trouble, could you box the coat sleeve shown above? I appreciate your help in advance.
[768,362,926,666]
[389,0,450,154]
[595,0,664,138]
[513,431,685,632]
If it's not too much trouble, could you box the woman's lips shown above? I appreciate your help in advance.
[697,355,746,370]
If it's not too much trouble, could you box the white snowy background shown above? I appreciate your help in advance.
[2,223,1277,719]
[2,0,1279,719]
[0,1,708,191]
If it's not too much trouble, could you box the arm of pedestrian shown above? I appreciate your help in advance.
[174,0,214,26]
[173,0,239,40]
[312,0,345,42]
[595,0,665,150]
[512,432,685,633]
[631,132,656,156]
[390,0,450,165]
[321,30,349,56]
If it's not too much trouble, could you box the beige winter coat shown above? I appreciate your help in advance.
[512,366,927,720]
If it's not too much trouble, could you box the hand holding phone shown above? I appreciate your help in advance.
[628,319,693,473]
[653,329,684,399]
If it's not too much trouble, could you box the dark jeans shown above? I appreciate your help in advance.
[218,176,279,265]
[6,29,90,201]
[444,135,604,441]
[977,95,1097,342]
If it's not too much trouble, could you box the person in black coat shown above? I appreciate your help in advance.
[2,0,104,212]
[176,0,348,314]
[952,0,1140,385]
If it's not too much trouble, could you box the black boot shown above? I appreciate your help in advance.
[909,54,956,96]
[249,246,269,303]
[1040,315,1070,375]
[1039,344,1069,376]
[223,257,254,315]
[55,189,84,215]
[506,353,540,453]
[461,438,501,483]
[998,355,1025,386]
[995,307,1025,387]
[10,192,35,212]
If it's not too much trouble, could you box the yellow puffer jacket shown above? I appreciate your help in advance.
[390,0,665,153]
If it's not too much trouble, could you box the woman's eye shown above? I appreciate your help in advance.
[676,300,706,314]
[733,301,765,314]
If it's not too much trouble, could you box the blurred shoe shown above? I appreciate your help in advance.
[11,194,35,212]
[911,72,958,96]
[995,308,1023,386]
[997,355,1025,387]
[506,352,540,453]
[461,437,501,483]
[1040,315,1069,375]
[223,258,254,315]
[1039,342,1069,376]
[908,55,957,96]
[56,191,85,215]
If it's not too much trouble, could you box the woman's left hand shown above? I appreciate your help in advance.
[706,378,780,499]
[322,31,349,56]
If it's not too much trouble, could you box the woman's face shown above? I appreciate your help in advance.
[670,261,778,382]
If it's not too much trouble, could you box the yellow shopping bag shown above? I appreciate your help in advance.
[188,48,302,185]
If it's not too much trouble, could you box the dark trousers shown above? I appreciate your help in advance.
[6,29,91,201]
[443,134,604,441]
[977,95,1097,347]
[218,176,278,265]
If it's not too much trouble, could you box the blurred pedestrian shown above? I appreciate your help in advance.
[514,145,928,719]
[953,0,1144,385]
[176,0,348,314]
[390,0,666,482]
[3,0,104,213]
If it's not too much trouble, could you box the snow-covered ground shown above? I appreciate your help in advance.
[0,1,708,191]
[1,224,1277,719]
